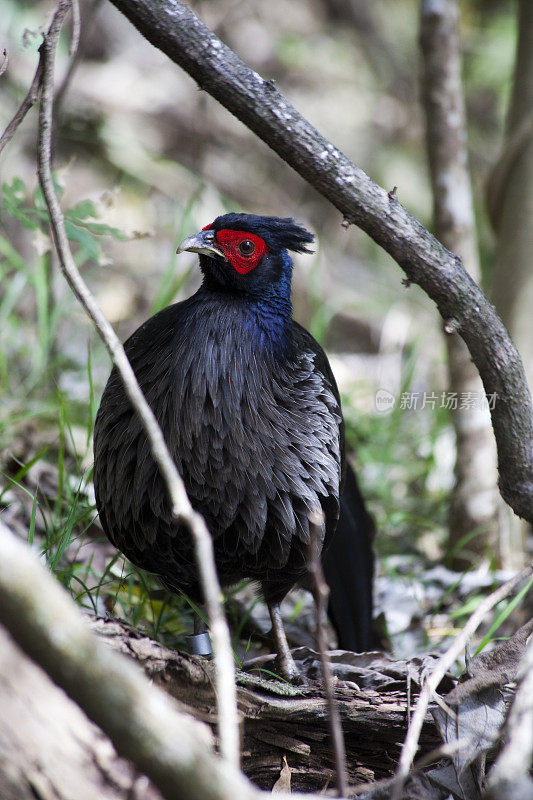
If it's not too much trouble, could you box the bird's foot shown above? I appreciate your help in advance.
[273,652,306,685]
[267,601,307,684]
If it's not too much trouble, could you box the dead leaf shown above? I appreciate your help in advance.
[431,620,533,799]
[272,755,291,793]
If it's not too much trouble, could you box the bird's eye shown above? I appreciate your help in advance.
[238,240,255,256]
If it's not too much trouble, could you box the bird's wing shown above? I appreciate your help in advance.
[291,321,375,651]
[291,320,346,479]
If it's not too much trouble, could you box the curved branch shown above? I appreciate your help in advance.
[108,0,533,522]
[0,53,43,157]
[36,0,239,769]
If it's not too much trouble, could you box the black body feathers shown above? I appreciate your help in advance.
[93,214,374,649]
[94,294,342,605]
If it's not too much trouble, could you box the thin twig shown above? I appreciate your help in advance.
[55,0,103,115]
[0,56,43,156]
[0,48,8,78]
[390,562,533,800]
[69,0,81,55]
[35,0,239,770]
[350,737,472,796]
[309,512,348,798]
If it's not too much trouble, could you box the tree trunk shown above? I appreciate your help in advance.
[420,0,501,568]
[489,0,533,567]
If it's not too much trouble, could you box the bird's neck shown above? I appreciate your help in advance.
[200,257,294,360]
[246,289,293,359]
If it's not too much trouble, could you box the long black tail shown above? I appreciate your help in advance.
[323,462,375,651]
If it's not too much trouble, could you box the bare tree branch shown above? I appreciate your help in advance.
[69,0,81,56]
[488,0,533,563]
[350,738,471,796]
[390,561,533,800]
[0,621,165,800]
[0,49,8,78]
[309,514,348,797]
[55,0,104,115]
[0,55,43,157]
[35,0,239,770]
[107,0,533,523]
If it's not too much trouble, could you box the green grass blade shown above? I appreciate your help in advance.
[475,575,533,654]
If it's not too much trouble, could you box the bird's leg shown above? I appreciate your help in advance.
[268,603,303,684]
[186,606,213,657]
[194,612,206,635]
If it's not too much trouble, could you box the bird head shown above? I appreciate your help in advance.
[177,213,314,295]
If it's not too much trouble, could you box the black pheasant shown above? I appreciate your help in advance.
[93,213,373,680]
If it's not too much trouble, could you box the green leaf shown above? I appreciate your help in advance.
[0,234,27,271]
[475,576,533,654]
[0,445,50,503]
[68,200,98,220]
[64,221,101,262]
[2,177,26,205]
[450,594,485,619]
[75,220,129,240]
[10,207,39,230]
[28,493,39,546]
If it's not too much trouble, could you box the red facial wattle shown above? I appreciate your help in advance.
[203,226,269,274]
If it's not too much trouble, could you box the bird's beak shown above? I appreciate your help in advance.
[176,230,224,259]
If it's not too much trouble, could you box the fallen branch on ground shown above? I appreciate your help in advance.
[0,520,296,800]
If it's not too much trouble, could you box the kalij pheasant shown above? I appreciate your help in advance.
[93,213,374,680]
